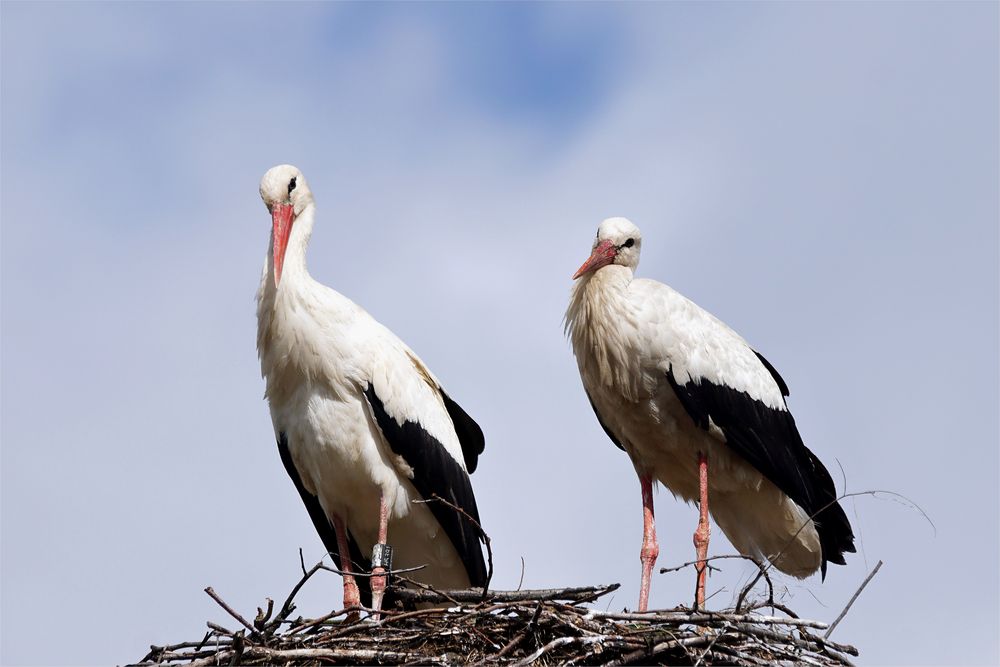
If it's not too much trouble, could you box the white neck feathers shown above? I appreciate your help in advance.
[256,203,343,404]
[565,266,644,401]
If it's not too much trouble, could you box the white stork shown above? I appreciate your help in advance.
[565,217,855,612]
[256,164,487,614]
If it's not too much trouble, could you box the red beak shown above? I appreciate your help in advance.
[271,203,294,287]
[572,240,617,279]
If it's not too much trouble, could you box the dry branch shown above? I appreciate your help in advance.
[414,494,495,600]
[391,583,620,604]
[824,559,883,639]
[134,557,863,667]
[136,497,870,667]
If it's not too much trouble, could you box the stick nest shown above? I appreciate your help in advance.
[133,565,860,666]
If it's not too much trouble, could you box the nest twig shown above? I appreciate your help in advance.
[134,496,875,666]
[133,560,863,666]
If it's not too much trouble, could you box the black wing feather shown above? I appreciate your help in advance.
[277,432,373,606]
[753,349,790,398]
[665,366,855,577]
[440,390,485,473]
[364,385,488,587]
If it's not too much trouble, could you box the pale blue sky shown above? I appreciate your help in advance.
[2,3,998,665]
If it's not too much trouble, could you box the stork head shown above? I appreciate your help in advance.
[259,164,314,287]
[572,217,642,279]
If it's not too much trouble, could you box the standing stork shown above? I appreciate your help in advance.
[565,217,855,612]
[256,164,488,614]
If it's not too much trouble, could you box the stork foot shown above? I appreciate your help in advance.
[331,512,363,619]
[693,519,710,610]
[639,540,660,612]
[342,577,362,622]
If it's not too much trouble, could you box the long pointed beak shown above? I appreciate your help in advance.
[271,203,295,287]
[572,240,617,279]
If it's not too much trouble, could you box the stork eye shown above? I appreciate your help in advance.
[288,177,297,195]
[622,238,635,248]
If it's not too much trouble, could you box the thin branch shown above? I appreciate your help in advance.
[288,607,354,634]
[205,621,234,636]
[660,552,775,613]
[733,555,775,612]
[711,488,917,614]
[494,601,543,660]
[513,635,629,667]
[203,588,257,637]
[414,494,495,601]
[393,574,462,606]
[604,634,719,667]
[578,609,828,629]
[694,623,730,667]
[319,563,427,578]
[266,557,325,632]
[824,560,883,639]
[390,583,620,604]
[253,597,273,631]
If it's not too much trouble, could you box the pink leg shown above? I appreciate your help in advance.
[693,452,711,610]
[331,513,361,610]
[638,474,659,612]
[370,493,391,616]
